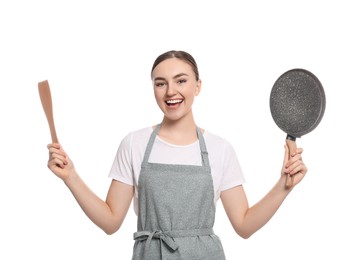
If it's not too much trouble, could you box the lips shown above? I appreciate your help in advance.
[165,99,183,106]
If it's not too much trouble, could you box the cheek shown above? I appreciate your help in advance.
[154,89,165,106]
[194,85,201,96]
[194,89,199,96]
[154,88,161,99]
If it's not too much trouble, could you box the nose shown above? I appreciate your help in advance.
[166,83,177,96]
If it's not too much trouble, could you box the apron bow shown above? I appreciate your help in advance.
[134,230,179,258]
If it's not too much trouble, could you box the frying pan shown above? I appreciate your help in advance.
[270,68,325,188]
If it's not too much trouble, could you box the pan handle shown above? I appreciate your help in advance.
[285,135,297,189]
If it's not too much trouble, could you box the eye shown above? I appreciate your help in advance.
[155,82,166,87]
[177,79,187,85]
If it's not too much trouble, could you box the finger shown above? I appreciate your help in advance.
[48,147,67,158]
[289,165,307,175]
[291,147,304,157]
[48,144,68,157]
[48,146,69,166]
[285,157,300,173]
[47,143,68,156]
[47,143,61,149]
[288,161,307,175]
[48,157,66,169]
[285,153,302,168]
[50,152,68,165]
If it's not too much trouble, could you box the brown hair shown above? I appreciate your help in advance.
[151,50,200,81]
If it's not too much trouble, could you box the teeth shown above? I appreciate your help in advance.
[166,99,183,104]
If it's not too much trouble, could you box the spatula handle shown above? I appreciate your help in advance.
[285,135,297,189]
[38,80,58,143]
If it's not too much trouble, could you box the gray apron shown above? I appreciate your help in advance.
[132,125,226,260]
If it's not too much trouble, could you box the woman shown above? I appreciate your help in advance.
[47,50,307,259]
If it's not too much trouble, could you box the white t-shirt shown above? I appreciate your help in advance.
[109,126,245,215]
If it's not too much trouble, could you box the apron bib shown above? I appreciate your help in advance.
[132,125,226,260]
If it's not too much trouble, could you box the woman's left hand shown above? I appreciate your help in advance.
[282,145,308,188]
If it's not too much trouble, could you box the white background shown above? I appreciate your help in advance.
[1,0,355,259]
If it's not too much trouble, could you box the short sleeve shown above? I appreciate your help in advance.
[108,133,135,186]
[219,140,245,191]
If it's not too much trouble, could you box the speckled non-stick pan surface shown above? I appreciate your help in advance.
[270,68,326,140]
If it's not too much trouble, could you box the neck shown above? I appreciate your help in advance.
[158,113,198,145]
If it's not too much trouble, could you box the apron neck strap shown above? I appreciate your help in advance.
[142,124,210,167]
[196,126,210,167]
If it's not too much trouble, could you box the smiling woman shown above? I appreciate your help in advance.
[152,54,202,132]
[46,50,308,259]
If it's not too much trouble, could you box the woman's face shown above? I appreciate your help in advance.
[152,58,201,122]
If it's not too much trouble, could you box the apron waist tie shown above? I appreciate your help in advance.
[134,228,214,259]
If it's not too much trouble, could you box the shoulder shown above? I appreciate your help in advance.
[203,129,238,163]
[115,126,154,162]
[121,126,153,144]
[116,126,153,156]
[203,130,232,149]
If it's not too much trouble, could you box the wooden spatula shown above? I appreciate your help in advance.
[38,80,58,143]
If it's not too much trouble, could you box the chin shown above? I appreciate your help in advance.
[164,115,182,122]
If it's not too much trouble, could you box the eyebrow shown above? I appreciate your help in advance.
[153,73,189,81]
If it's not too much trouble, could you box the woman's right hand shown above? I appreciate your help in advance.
[47,143,75,181]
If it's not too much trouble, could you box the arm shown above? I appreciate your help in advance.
[47,143,134,235]
[220,144,307,239]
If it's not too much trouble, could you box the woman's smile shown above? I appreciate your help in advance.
[165,98,184,107]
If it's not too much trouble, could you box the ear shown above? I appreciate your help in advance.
[194,79,202,96]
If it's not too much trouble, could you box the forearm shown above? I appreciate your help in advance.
[241,177,291,237]
[63,171,116,234]
[223,145,307,239]
[47,144,132,234]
